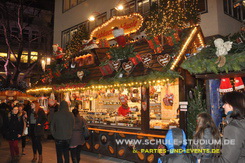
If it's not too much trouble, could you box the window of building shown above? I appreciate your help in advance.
[61,21,89,49]
[95,12,107,28]
[224,0,245,21]
[23,29,29,41]
[11,27,19,37]
[32,31,39,42]
[137,0,150,15]
[63,0,86,12]
[198,0,208,14]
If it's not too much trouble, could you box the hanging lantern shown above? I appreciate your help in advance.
[234,77,244,90]
[219,78,233,93]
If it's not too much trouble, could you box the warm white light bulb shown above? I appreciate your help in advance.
[88,15,95,21]
[116,4,124,10]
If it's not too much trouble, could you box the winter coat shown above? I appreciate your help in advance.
[193,128,219,159]
[51,101,74,140]
[158,128,197,163]
[29,109,47,137]
[4,113,23,140]
[70,116,86,147]
[201,115,245,163]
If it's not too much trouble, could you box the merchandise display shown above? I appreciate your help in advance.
[78,87,142,127]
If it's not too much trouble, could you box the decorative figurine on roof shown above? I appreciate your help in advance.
[82,37,99,51]
[52,44,65,59]
[214,38,233,67]
[112,27,126,47]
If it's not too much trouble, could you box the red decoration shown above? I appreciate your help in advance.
[99,62,114,76]
[146,36,162,53]
[128,57,140,65]
[234,77,244,90]
[166,36,174,46]
[122,61,134,72]
[219,78,233,93]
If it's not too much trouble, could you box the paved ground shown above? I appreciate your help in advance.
[0,136,132,163]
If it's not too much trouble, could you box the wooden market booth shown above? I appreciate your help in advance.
[27,13,205,163]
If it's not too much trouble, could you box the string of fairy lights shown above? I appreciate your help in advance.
[27,78,173,93]
[145,0,199,36]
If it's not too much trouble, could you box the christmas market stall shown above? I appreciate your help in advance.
[27,1,205,162]
[181,30,245,130]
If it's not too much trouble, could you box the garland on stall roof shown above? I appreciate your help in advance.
[87,70,182,86]
[27,70,181,94]
[181,36,245,74]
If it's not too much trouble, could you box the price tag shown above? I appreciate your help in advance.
[154,126,162,129]
[118,123,126,126]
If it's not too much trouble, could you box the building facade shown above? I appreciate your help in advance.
[54,0,243,48]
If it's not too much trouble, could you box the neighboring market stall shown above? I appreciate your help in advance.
[27,1,205,162]
[0,89,37,101]
[181,31,245,129]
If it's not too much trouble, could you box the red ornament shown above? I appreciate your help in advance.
[234,77,244,90]
[219,78,233,93]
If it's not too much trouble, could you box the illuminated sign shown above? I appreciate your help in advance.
[90,13,143,41]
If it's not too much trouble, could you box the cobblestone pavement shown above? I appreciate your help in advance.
[0,136,132,163]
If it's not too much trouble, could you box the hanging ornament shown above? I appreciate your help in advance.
[77,71,84,81]
[111,60,121,72]
[234,77,244,90]
[219,78,233,93]
[122,61,134,73]
[141,54,152,68]
[157,54,171,67]
[48,92,56,106]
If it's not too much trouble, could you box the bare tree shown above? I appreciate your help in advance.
[0,0,53,90]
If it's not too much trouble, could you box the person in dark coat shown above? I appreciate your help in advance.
[18,104,28,155]
[29,101,47,163]
[193,112,221,160]
[51,100,74,163]
[4,106,23,160]
[201,91,245,163]
[70,108,86,163]
[158,128,197,163]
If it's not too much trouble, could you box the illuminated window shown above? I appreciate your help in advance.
[61,21,89,49]
[63,0,86,12]
[224,0,245,21]
[138,0,150,15]
[0,51,38,63]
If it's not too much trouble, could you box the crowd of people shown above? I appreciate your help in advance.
[0,99,87,163]
[0,91,244,163]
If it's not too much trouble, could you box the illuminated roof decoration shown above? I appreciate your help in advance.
[90,13,144,41]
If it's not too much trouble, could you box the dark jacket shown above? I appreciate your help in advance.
[193,128,218,159]
[4,113,23,140]
[70,116,86,147]
[158,128,197,163]
[29,109,47,136]
[51,101,74,140]
[201,115,245,163]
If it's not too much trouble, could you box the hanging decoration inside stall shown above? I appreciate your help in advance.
[219,78,233,93]
[234,77,244,90]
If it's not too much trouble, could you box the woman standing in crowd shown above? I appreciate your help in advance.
[201,91,245,163]
[29,101,47,163]
[4,105,23,160]
[70,108,86,163]
[18,104,28,155]
[193,112,220,160]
